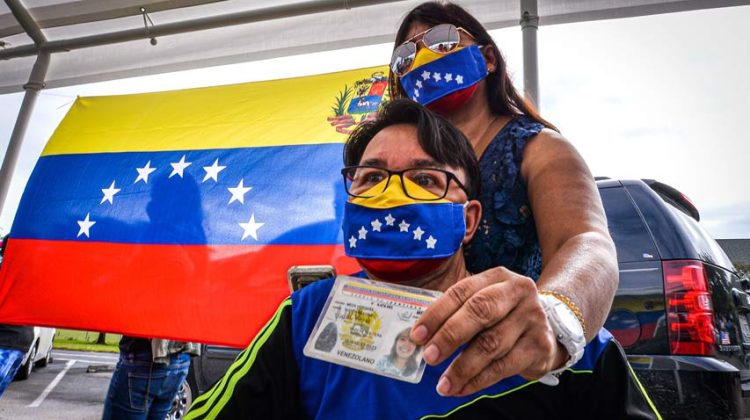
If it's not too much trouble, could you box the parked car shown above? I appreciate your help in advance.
[15,326,56,380]
[185,178,749,419]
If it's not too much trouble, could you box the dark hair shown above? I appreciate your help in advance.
[388,327,419,377]
[388,1,558,131]
[343,99,480,199]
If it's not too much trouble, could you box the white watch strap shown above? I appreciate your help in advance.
[537,294,586,386]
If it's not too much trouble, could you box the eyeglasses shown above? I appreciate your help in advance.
[341,165,470,201]
[390,24,475,77]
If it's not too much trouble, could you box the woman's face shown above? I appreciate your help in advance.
[395,334,417,358]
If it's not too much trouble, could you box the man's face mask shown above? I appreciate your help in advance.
[342,176,467,283]
[399,45,488,115]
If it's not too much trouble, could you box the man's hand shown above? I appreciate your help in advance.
[410,266,568,396]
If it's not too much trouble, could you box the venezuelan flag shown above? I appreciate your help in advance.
[0,66,388,347]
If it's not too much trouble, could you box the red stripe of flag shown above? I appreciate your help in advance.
[0,239,359,347]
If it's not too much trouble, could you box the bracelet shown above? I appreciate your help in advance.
[538,290,586,336]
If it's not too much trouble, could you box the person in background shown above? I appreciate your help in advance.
[389,1,620,396]
[0,324,33,398]
[102,336,199,419]
[0,235,35,399]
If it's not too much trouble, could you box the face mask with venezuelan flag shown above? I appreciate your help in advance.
[399,44,488,115]
[342,176,467,282]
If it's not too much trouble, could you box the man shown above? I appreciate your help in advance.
[102,337,199,419]
[185,99,659,419]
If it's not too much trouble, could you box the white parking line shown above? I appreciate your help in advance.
[28,360,75,408]
[54,356,116,365]
[52,351,117,360]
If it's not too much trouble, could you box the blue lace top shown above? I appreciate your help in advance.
[464,115,545,280]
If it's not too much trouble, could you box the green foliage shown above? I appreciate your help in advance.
[54,329,120,353]
[331,84,354,116]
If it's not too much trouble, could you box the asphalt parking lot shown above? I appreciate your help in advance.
[0,350,117,419]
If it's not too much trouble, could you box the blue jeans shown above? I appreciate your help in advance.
[0,348,24,398]
[102,351,190,420]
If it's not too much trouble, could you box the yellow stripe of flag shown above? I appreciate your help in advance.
[43,65,389,156]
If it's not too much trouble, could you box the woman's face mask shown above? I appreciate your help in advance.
[342,177,467,283]
[398,45,488,115]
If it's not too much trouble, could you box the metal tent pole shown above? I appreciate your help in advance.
[1,0,50,223]
[0,52,50,218]
[520,0,540,109]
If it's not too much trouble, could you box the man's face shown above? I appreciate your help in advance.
[357,123,469,204]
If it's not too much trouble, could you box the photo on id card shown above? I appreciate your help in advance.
[303,275,442,383]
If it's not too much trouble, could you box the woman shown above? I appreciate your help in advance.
[390,2,620,397]
[376,327,420,378]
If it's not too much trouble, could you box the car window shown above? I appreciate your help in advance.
[600,187,659,263]
[666,205,735,270]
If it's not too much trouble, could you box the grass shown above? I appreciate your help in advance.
[53,329,121,353]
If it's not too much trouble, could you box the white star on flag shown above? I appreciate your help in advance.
[349,235,357,248]
[413,226,425,240]
[456,75,464,84]
[384,214,395,226]
[77,213,96,238]
[445,73,453,82]
[228,179,253,204]
[426,235,437,249]
[100,181,120,204]
[421,70,431,80]
[433,72,442,82]
[358,226,368,240]
[239,213,264,240]
[416,80,423,89]
[135,161,157,184]
[169,155,192,178]
[414,89,419,98]
[399,220,410,232]
[371,219,383,232]
[203,159,227,183]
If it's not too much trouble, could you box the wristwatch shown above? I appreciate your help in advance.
[537,293,586,386]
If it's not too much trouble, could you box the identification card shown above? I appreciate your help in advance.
[303,275,442,383]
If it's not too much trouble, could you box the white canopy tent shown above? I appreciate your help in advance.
[1,0,748,215]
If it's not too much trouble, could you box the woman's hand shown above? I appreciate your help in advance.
[410,266,568,396]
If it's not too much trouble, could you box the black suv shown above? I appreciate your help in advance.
[188,178,749,419]
[599,178,749,419]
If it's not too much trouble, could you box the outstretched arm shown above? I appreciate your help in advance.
[523,129,618,339]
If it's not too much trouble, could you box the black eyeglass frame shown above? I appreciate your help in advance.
[390,23,477,77]
[341,165,471,201]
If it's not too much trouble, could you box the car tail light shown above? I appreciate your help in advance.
[664,260,716,355]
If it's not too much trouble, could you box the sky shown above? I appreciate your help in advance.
[1,5,749,239]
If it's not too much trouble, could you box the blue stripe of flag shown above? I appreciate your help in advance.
[12,144,347,245]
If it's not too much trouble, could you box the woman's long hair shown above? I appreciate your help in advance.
[388,327,419,377]
[388,1,558,131]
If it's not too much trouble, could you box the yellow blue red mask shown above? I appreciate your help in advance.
[342,177,467,282]
[399,45,488,115]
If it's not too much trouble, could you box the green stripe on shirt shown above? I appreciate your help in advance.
[185,298,292,419]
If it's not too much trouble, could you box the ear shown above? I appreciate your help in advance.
[462,199,482,244]
[482,45,499,73]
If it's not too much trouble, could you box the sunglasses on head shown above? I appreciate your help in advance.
[390,23,475,77]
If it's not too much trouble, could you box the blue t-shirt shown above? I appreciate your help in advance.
[291,278,613,419]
